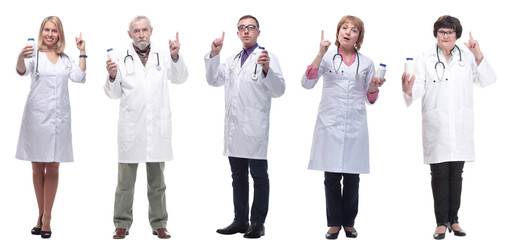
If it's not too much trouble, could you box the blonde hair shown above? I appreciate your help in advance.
[335,15,365,51]
[37,16,66,54]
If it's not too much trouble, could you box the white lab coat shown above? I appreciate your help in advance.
[302,50,376,174]
[104,43,188,163]
[403,44,496,164]
[204,48,285,160]
[16,52,86,162]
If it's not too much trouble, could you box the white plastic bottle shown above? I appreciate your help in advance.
[376,63,386,79]
[405,58,414,76]
[107,48,118,64]
[27,38,35,57]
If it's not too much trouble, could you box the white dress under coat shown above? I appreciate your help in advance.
[16,52,86,162]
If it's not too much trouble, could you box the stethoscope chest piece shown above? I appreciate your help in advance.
[251,46,265,81]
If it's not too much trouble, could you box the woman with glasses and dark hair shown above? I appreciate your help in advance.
[401,15,496,239]
[301,15,385,239]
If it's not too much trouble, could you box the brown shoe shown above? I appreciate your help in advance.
[152,228,171,239]
[113,228,129,239]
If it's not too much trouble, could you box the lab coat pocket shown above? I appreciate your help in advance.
[462,108,474,141]
[160,109,172,141]
[61,96,71,120]
[243,107,268,138]
[26,93,49,119]
[118,111,135,151]
[422,110,440,150]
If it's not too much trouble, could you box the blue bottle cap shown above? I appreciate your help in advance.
[28,38,34,41]
[380,63,386,67]
[258,46,265,50]
[107,48,113,52]
[406,57,413,60]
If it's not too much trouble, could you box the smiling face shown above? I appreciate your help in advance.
[128,18,153,50]
[37,16,65,53]
[237,17,260,49]
[337,21,360,50]
[41,21,59,48]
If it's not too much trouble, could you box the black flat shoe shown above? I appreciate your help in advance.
[433,223,447,239]
[448,221,466,237]
[243,222,265,239]
[325,227,341,239]
[41,230,52,239]
[31,214,44,235]
[217,220,249,235]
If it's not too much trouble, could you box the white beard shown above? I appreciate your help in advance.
[134,40,150,50]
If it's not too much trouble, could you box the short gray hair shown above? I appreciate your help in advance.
[129,15,152,31]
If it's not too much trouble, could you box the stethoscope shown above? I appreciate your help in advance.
[434,44,464,83]
[230,46,265,81]
[124,49,161,75]
[34,50,72,79]
[332,47,360,80]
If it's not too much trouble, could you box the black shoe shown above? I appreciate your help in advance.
[41,230,52,239]
[216,220,250,235]
[433,223,447,239]
[325,227,341,239]
[448,220,467,237]
[244,222,265,238]
[31,214,44,235]
[344,227,358,238]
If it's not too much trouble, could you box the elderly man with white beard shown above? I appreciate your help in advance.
[104,15,189,239]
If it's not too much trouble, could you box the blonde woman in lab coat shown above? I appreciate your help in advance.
[402,15,496,239]
[302,15,385,239]
[15,16,86,239]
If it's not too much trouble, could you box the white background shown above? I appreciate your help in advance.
[1,0,510,239]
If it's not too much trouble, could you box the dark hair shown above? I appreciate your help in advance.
[238,15,259,29]
[433,15,463,39]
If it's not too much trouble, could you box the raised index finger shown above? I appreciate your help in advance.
[175,32,179,42]
[321,30,324,41]
[221,31,225,41]
[469,31,473,40]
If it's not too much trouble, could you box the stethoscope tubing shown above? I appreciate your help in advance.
[124,49,161,72]
[332,47,360,80]
[434,44,464,82]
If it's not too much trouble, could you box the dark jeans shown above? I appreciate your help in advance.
[430,161,465,224]
[324,172,360,227]
[228,156,269,224]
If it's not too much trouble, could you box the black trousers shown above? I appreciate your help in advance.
[430,161,465,224]
[324,172,360,227]
[228,157,269,224]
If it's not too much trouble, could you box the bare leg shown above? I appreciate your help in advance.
[41,162,59,232]
[328,226,341,234]
[32,162,46,228]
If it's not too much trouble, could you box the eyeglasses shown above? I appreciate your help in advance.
[438,30,456,36]
[238,25,258,32]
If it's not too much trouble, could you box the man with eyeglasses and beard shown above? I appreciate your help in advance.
[204,15,285,239]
